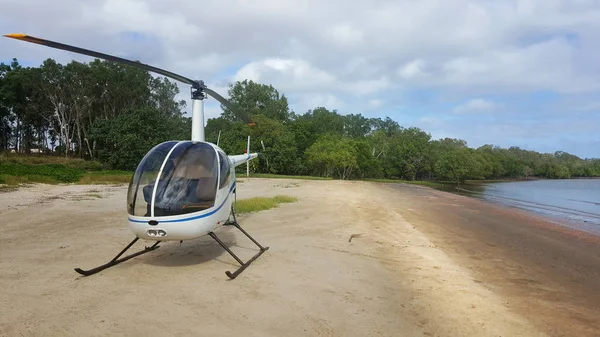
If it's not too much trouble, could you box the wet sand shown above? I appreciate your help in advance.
[384,182,600,336]
[0,179,598,336]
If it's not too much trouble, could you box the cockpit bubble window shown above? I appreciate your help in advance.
[151,142,219,216]
[127,141,178,216]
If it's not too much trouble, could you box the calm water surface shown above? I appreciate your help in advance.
[446,179,600,235]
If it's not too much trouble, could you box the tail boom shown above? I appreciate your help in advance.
[229,153,258,167]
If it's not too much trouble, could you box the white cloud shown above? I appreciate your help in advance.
[453,98,496,114]
[234,58,336,92]
[438,38,598,94]
[232,58,392,112]
[298,94,346,112]
[367,99,385,110]
[326,23,365,47]
[398,59,427,79]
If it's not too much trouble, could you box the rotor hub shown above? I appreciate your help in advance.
[191,81,207,100]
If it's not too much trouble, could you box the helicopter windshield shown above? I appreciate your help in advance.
[127,141,178,216]
[127,141,219,217]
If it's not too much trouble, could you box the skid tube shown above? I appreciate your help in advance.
[209,221,269,279]
[74,237,161,276]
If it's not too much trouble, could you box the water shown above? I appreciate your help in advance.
[445,179,600,235]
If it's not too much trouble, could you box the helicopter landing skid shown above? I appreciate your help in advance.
[208,222,269,280]
[74,237,161,276]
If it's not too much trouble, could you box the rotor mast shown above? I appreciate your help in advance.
[190,82,207,142]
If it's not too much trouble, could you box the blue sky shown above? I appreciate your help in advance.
[1,0,599,158]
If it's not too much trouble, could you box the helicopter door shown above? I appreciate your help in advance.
[151,141,219,217]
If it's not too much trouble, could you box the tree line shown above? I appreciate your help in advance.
[2,57,599,183]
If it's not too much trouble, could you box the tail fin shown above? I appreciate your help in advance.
[246,136,250,178]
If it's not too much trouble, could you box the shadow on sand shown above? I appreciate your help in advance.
[143,228,263,268]
[71,228,266,277]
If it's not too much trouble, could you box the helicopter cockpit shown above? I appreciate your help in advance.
[127,141,223,218]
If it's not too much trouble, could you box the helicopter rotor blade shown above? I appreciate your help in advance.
[203,87,255,127]
[4,33,256,127]
[3,33,196,86]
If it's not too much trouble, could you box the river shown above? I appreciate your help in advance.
[440,179,600,235]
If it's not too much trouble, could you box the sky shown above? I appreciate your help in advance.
[1,0,599,158]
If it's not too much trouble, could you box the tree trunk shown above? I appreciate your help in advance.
[76,119,82,158]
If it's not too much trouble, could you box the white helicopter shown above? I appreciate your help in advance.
[4,33,269,279]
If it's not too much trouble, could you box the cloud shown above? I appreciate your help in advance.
[298,94,346,112]
[398,59,427,79]
[233,58,336,92]
[367,99,385,110]
[2,0,600,157]
[453,99,496,114]
[326,23,365,48]
[233,58,392,95]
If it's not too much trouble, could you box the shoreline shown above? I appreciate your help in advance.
[429,180,600,238]
[406,181,600,243]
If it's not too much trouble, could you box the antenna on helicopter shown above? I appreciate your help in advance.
[2,33,256,142]
[216,130,221,147]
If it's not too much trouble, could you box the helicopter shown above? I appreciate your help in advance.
[4,33,269,280]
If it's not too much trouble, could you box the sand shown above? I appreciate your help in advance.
[0,178,597,336]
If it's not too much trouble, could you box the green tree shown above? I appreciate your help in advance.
[306,134,357,179]
[89,107,189,170]
[1,62,599,182]
[223,79,290,122]
[351,138,383,179]
[435,148,478,184]
[246,114,299,175]
[343,113,372,138]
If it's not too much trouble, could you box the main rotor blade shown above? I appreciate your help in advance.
[203,87,255,127]
[4,33,257,127]
[3,33,196,86]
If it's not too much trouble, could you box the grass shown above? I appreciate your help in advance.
[235,195,298,214]
[0,153,104,170]
[0,154,133,187]
[0,166,133,186]
[0,174,59,185]
[0,185,18,193]
[78,170,132,184]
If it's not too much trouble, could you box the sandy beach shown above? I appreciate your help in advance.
[1,178,598,336]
